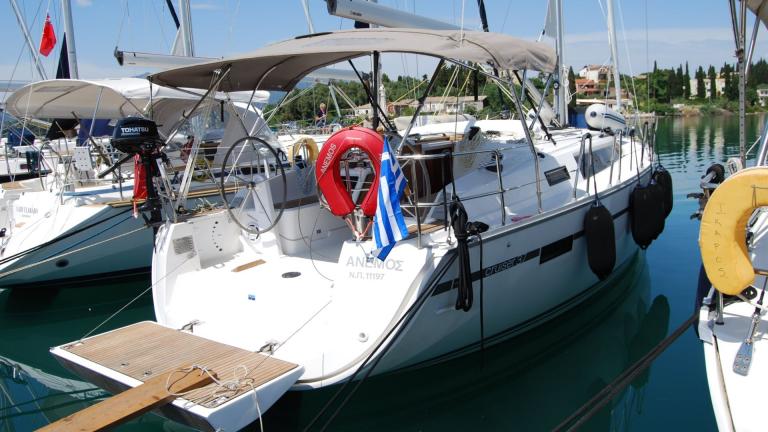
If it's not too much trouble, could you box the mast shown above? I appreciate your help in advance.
[738,0,747,167]
[178,0,194,57]
[9,0,48,80]
[61,0,79,78]
[728,0,747,166]
[554,0,568,125]
[606,0,621,110]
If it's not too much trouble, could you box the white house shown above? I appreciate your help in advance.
[689,77,726,99]
[757,86,768,106]
[579,65,611,83]
[353,95,486,117]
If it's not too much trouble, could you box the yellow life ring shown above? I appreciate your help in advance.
[699,166,768,295]
[289,136,319,164]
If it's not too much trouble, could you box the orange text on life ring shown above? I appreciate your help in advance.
[315,127,383,217]
[700,166,768,295]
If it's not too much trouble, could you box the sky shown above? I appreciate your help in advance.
[1,0,767,84]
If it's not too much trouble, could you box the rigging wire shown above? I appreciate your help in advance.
[228,0,242,53]
[0,221,143,281]
[552,311,698,432]
[616,0,642,116]
[304,270,444,432]
[77,244,200,341]
[148,0,171,53]
[645,0,650,110]
[500,0,513,33]
[114,0,129,52]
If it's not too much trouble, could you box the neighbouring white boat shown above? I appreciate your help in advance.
[50,28,670,431]
[0,78,270,288]
[696,2,768,431]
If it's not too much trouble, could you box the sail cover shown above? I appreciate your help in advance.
[6,78,269,119]
[149,28,557,92]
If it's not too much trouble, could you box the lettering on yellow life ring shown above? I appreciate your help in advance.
[699,167,768,295]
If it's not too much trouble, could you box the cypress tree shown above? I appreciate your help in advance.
[722,63,732,100]
[684,62,691,99]
[696,66,706,99]
[708,65,718,100]
[667,69,677,102]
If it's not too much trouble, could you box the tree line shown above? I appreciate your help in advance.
[266,64,514,126]
[628,59,768,111]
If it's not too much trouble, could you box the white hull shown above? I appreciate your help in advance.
[375,178,641,373]
[698,210,768,432]
[0,186,151,288]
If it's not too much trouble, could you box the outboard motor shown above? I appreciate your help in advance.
[111,117,164,225]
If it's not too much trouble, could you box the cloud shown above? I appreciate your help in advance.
[190,2,219,10]
[76,0,93,6]
[561,26,768,73]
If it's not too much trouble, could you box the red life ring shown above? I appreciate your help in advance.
[315,127,383,217]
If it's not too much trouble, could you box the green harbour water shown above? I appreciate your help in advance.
[2,113,765,431]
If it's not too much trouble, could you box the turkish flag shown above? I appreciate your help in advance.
[39,14,56,57]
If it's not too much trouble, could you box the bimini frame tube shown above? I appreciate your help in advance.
[755,119,768,167]
[398,59,446,148]
[439,58,545,212]
[508,79,543,213]
[155,64,232,205]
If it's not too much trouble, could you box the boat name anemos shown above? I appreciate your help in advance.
[345,255,405,271]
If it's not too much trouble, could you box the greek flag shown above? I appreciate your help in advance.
[373,137,409,260]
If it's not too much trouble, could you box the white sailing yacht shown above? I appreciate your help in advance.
[50,25,669,431]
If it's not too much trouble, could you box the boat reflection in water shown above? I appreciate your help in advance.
[0,355,104,431]
[0,281,190,431]
[0,252,667,431]
[266,252,669,431]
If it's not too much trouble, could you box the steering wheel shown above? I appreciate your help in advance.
[219,136,287,235]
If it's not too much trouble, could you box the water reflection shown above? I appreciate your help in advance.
[0,253,668,432]
[0,282,194,431]
[264,253,670,432]
[654,114,766,193]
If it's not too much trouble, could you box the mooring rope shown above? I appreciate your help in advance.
[77,252,197,341]
[303,268,447,432]
[552,311,698,432]
[0,207,133,267]
[0,224,144,280]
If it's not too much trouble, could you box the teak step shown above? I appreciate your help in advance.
[38,365,216,432]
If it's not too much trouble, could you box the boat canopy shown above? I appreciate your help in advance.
[5,78,270,119]
[149,28,557,92]
[747,0,768,28]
